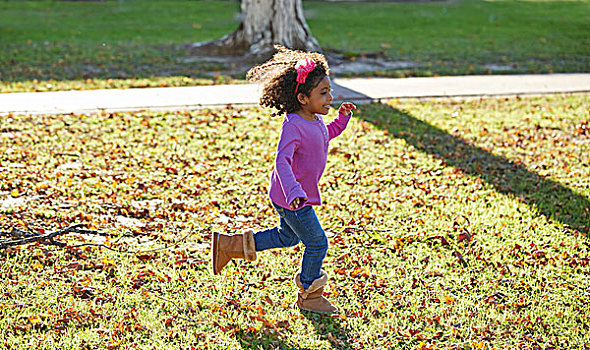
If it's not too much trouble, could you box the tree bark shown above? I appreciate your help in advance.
[188,0,322,57]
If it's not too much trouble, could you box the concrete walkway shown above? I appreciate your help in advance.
[1,73,589,115]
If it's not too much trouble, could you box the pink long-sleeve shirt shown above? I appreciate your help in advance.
[269,112,351,210]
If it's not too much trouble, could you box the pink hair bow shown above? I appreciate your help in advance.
[294,58,316,95]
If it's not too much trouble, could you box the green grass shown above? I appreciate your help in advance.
[1,0,589,92]
[1,94,589,349]
[0,0,239,91]
[310,0,590,76]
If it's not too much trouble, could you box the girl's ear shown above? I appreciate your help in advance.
[297,92,308,106]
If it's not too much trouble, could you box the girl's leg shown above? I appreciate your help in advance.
[277,205,328,290]
[255,204,336,313]
[253,204,301,251]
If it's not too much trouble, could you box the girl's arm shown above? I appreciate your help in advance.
[326,102,356,140]
[275,123,308,206]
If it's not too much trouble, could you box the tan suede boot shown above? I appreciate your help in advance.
[211,229,257,275]
[294,270,338,314]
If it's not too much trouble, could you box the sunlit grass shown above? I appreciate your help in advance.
[1,94,589,349]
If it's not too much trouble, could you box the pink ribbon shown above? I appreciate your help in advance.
[294,58,316,95]
[295,58,316,84]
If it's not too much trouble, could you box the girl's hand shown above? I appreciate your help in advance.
[339,102,357,116]
[290,197,307,210]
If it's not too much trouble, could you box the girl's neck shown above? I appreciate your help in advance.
[293,109,318,121]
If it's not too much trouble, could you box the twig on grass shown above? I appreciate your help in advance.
[337,226,396,233]
[138,230,194,253]
[73,230,195,255]
[68,242,125,253]
[1,223,198,255]
[0,227,40,238]
[150,290,199,325]
[54,152,81,157]
[0,224,91,250]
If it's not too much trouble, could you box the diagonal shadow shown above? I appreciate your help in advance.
[331,82,372,104]
[358,103,589,235]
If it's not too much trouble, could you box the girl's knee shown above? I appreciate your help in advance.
[278,227,300,247]
[307,234,328,253]
[285,236,301,247]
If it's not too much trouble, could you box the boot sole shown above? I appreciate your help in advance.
[211,231,219,275]
[295,302,337,314]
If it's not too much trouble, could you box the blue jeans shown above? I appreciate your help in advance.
[253,203,328,290]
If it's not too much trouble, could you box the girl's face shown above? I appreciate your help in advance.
[300,75,333,116]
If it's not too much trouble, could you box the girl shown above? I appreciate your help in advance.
[211,45,356,314]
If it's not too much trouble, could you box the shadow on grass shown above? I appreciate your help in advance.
[235,329,303,350]
[300,310,354,350]
[359,103,589,235]
[232,310,353,349]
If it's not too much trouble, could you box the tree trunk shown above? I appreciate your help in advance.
[188,0,322,57]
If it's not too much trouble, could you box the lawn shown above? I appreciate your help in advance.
[1,94,589,349]
[1,0,589,92]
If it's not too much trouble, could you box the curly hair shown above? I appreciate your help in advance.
[247,45,330,116]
